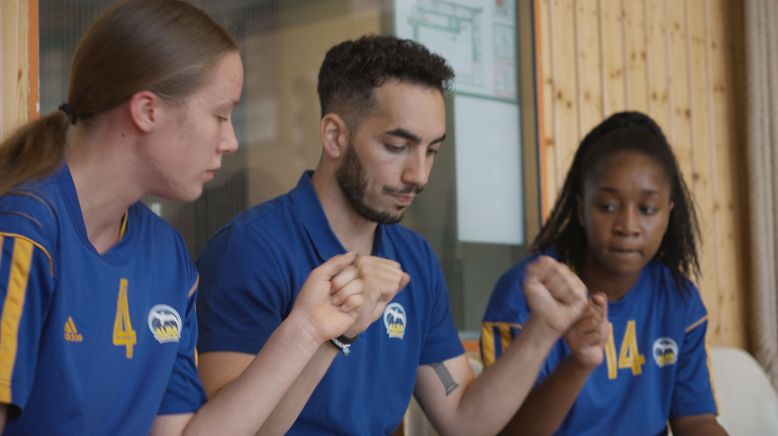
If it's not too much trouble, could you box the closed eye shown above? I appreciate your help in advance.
[384,143,406,154]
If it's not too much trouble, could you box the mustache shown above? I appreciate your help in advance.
[383,185,424,195]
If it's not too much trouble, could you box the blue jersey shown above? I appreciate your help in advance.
[481,252,717,435]
[0,165,206,435]
[197,172,464,435]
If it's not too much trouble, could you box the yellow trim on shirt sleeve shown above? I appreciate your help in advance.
[0,238,34,402]
[0,232,54,277]
[481,321,523,368]
[685,315,707,333]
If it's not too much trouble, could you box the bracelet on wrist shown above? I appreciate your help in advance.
[329,334,357,355]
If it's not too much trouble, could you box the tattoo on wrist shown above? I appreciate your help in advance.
[431,362,459,396]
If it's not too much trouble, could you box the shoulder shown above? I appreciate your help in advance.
[483,253,543,322]
[0,179,62,259]
[197,194,296,283]
[644,261,707,319]
[204,193,294,256]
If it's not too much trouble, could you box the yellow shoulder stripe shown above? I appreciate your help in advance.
[480,321,523,368]
[187,275,199,299]
[0,232,54,278]
[686,315,708,333]
[0,237,34,402]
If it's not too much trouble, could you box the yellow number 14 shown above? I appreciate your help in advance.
[604,320,646,380]
[113,278,137,359]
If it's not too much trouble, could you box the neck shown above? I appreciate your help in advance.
[311,169,377,255]
[66,121,145,254]
[578,253,641,301]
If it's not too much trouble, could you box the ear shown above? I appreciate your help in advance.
[128,90,161,133]
[320,113,349,159]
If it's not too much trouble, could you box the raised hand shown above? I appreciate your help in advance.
[523,256,588,337]
[564,292,609,369]
[341,255,410,339]
[289,252,366,344]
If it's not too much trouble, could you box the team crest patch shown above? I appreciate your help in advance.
[148,305,182,343]
[383,302,406,339]
[652,337,678,367]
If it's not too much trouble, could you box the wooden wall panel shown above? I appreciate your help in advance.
[548,0,580,213]
[666,0,693,184]
[537,0,748,347]
[623,0,648,112]
[599,0,626,116]
[576,0,603,135]
[0,0,37,141]
[706,0,748,346]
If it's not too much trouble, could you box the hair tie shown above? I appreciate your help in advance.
[58,103,78,125]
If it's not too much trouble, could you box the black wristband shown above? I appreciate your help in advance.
[329,335,356,355]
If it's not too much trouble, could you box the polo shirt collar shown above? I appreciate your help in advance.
[289,171,395,261]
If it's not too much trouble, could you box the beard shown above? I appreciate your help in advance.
[335,144,422,225]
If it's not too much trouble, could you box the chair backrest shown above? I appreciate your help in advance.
[710,346,778,435]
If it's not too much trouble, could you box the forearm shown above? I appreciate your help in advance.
[670,415,727,436]
[500,357,593,435]
[446,319,560,436]
[182,313,324,436]
[255,344,337,435]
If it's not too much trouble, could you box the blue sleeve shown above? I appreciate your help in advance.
[480,262,532,369]
[669,287,717,418]
[418,250,464,365]
[0,234,55,416]
[158,267,207,415]
[196,223,292,355]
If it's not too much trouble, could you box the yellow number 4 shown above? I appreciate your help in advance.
[113,279,137,359]
[605,320,646,380]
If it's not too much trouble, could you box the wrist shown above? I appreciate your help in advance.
[564,355,599,374]
[523,316,564,344]
[328,334,357,355]
[284,310,329,351]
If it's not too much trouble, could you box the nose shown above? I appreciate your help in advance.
[614,206,640,236]
[219,119,239,154]
[401,148,431,188]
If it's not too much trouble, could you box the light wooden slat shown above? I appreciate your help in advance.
[666,0,694,196]
[576,0,604,134]
[623,0,648,112]
[551,0,580,189]
[644,0,671,131]
[540,0,558,217]
[599,0,626,115]
[686,0,720,342]
[708,0,747,347]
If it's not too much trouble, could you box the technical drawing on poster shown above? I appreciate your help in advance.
[395,0,517,100]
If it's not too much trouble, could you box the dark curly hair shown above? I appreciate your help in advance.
[532,111,701,287]
[317,35,454,129]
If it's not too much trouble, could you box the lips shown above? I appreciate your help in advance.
[391,193,415,206]
[609,247,642,257]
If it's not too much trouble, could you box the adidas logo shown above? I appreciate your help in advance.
[64,316,83,342]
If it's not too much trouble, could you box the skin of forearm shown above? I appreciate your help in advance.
[446,318,561,436]
[255,344,338,436]
[671,415,728,436]
[500,356,594,435]
[182,312,324,436]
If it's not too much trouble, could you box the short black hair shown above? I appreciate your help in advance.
[317,35,454,129]
[532,111,701,286]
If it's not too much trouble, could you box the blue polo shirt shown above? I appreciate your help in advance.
[481,251,717,435]
[197,171,464,435]
[0,165,205,435]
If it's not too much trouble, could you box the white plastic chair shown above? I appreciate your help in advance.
[710,346,778,435]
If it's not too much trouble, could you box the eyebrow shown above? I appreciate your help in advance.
[598,187,663,196]
[384,128,446,146]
